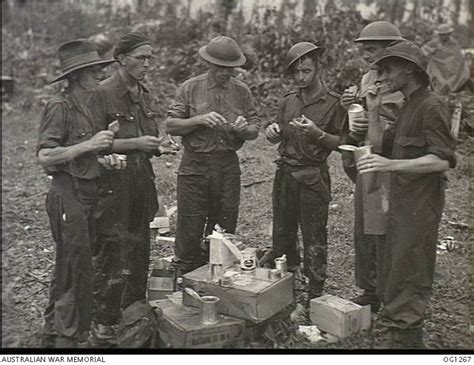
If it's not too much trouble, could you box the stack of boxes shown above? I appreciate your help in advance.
[148,230,294,349]
[149,230,371,348]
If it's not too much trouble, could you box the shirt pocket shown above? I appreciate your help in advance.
[189,102,211,117]
[108,112,137,138]
[67,128,93,146]
[142,109,159,137]
[395,136,427,159]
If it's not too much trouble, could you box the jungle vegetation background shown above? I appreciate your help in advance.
[1,0,472,349]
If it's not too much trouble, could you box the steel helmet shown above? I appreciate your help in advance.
[355,21,402,42]
[199,36,246,67]
[287,42,325,70]
[374,40,429,80]
[436,24,453,35]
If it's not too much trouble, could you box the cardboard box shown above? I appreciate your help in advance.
[151,299,245,349]
[182,264,293,323]
[309,295,371,338]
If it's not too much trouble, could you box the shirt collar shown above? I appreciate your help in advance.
[111,71,149,97]
[296,85,328,105]
[207,72,230,90]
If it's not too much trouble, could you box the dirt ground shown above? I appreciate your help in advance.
[1,104,471,350]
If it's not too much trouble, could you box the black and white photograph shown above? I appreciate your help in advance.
[1,0,472,354]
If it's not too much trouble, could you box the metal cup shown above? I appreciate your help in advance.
[200,296,219,325]
[353,145,373,162]
[274,258,288,274]
[354,145,377,193]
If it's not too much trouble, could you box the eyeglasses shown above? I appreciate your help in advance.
[125,54,155,63]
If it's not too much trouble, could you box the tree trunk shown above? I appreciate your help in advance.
[452,0,461,26]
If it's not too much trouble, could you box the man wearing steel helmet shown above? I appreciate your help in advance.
[421,24,470,94]
[37,39,115,348]
[264,42,345,300]
[89,31,164,345]
[166,36,260,274]
[358,41,456,348]
[340,21,405,312]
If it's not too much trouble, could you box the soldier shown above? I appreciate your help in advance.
[264,42,345,300]
[89,31,163,345]
[340,21,405,312]
[37,40,115,348]
[166,36,260,275]
[358,41,456,348]
[421,24,470,94]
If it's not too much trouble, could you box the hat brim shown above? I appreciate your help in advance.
[354,36,402,42]
[287,47,325,70]
[50,58,116,84]
[374,54,429,79]
[198,46,246,67]
[436,30,453,35]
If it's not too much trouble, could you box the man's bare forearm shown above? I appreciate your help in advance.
[166,117,201,136]
[38,141,92,167]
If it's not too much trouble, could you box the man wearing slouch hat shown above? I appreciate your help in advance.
[89,31,164,346]
[358,41,456,348]
[37,39,115,348]
[166,36,260,275]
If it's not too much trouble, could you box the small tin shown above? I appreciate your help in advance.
[240,248,257,273]
[269,269,282,280]
[221,271,237,287]
[274,257,288,274]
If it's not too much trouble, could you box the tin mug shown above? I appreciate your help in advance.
[200,296,220,325]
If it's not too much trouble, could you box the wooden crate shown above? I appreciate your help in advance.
[151,299,245,349]
[310,295,371,338]
[182,264,293,323]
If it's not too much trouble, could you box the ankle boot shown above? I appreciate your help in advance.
[396,328,426,349]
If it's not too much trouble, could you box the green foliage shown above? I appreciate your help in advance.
[2,0,469,120]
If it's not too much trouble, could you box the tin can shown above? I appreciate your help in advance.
[240,248,257,272]
[269,269,282,280]
[274,257,288,274]
[200,296,220,325]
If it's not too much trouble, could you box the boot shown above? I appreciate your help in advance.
[396,328,426,349]
[375,327,401,349]
[89,322,117,348]
[54,336,77,348]
[378,328,426,349]
[351,291,381,313]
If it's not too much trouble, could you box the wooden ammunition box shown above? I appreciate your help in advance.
[182,264,293,323]
[151,299,245,349]
[310,295,371,338]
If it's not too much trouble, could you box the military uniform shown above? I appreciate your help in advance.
[167,72,259,272]
[270,86,345,297]
[342,69,404,300]
[90,72,159,325]
[38,91,100,344]
[380,87,456,332]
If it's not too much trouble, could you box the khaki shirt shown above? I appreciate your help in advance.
[37,90,100,179]
[90,72,161,158]
[274,87,345,166]
[167,72,259,154]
